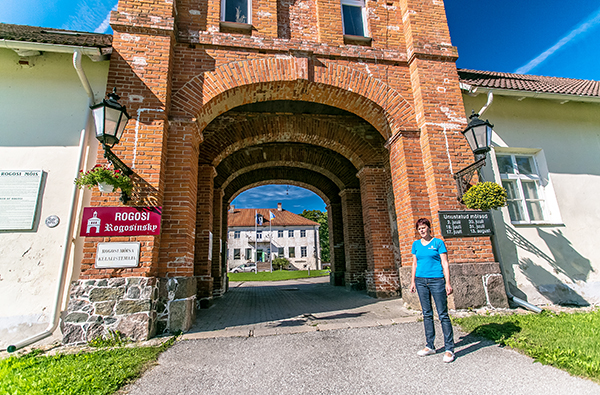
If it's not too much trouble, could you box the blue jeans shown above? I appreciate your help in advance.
[415,277,454,353]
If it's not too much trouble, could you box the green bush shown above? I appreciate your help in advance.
[272,257,290,270]
[74,165,133,194]
[462,181,507,210]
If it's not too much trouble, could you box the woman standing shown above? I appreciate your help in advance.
[410,218,455,363]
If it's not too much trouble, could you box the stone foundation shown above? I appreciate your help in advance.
[62,277,158,345]
[399,263,509,310]
[345,272,366,291]
[62,276,197,345]
[366,269,400,298]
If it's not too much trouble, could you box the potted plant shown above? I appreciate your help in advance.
[74,164,133,194]
[462,181,507,210]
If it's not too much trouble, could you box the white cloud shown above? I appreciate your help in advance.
[61,0,117,32]
[515,6,600,74]
[94,3,116,33]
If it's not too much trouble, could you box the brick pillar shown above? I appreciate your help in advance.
[357,166,398,298]
[340,189,367,291]
[221,203,229,293]
[212,188,225,298]
[326,202,345,286]
[396,0,507,309]
[195,165,216,306]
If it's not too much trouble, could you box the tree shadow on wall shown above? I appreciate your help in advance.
[505,226,591,306]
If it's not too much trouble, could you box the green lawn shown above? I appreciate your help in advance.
[454,309,600,382]
[228,269,330,282]
[0,339,174,395]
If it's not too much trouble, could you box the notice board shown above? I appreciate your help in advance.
[438,210,494,238]
[0,170,43,230]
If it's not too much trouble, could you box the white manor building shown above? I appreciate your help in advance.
[227,203,321,270]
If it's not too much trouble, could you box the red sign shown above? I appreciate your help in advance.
[80,207,162,237]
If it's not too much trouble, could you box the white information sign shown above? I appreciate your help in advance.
[95,242,141,268]
[208,232,213,261]
[0,170,43,230]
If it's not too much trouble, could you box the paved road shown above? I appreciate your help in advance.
[124,277,599,394]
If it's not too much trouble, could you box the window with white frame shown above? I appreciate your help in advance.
[289,246,295,258]
[221,0,251,24]
[257,231,262,239]
[341,0,368,37]
[278,230,283,238]
[496,152,547,223]
[300,229,306,237]
[301,246,307,258]
[278,247,284,257]
[234,230,240,239]
[234,248,241,260]
[288,230,294,237]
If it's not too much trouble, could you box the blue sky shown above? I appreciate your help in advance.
[3,1,599,213]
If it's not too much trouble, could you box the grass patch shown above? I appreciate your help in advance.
[454,309,600,382]
[228,269,330,282]
[0,338,174,395]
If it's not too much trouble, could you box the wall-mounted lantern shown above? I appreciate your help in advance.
[454,111,494,200]
[90,88,134,203]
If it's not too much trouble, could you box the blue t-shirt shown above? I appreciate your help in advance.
[411,238,447,278]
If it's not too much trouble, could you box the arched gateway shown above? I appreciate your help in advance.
[62,0,508,343]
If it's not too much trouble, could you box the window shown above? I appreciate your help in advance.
[300,230,306,237]
[234,230,240,239]
[289,247,295,258]
[234,248,240,260]
[221,0,250,24]
[301,246,307,258]
[341,0,367,37]
[278,247,284,257]
[257,249,263,262]
[245,248,252,260]
[257,231,262,239]
[288,230,294,237]
[278,230,284,238]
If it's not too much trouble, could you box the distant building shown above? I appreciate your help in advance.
[227,203,320,271]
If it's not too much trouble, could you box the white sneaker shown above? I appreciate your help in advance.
[443,351,455,363]
[417,347,436,356]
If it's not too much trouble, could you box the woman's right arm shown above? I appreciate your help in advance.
[410,254,417,293]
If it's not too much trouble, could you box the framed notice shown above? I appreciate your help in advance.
[0,170,43,230]
[439,210,495,238]
[96,242,140,268]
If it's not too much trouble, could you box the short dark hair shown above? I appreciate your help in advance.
[415,218,431,230]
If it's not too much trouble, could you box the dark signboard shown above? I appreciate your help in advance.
[438,211,494,238]
[80,207,162,237]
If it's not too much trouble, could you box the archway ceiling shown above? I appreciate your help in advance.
[223,166,342,205]
[199,101,388,169]
[214,142,360,191]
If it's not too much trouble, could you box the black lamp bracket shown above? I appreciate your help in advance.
[102,145,134,203]
[453,157,487,201]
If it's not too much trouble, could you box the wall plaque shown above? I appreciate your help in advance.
[0,170,43,230]
[439,210,494,238]
[80,207,161,237]
[96,242,140,268]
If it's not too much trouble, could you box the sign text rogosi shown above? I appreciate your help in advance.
[96,242,141,268]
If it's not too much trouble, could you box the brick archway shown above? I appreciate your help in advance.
[171,57,418,141]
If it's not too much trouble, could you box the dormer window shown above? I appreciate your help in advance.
[221,0,251,24]
[341,0,367,37]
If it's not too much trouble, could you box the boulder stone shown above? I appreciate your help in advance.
[64,312,89,323]
[85,322,105,341]
[116,299,151,315]
[169,298,194,332]
[116,313,151,341]
[62,324,84,345]
[94,301,115,316]
[89,287,125,302]
[173,277,197,300]
[127,286,141,299]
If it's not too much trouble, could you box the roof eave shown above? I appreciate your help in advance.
[461,85,600,104]
[0,39,111,61]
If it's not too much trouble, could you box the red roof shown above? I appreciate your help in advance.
[228,209,318,227]
[458,69,600,98]
[0,23,112,50]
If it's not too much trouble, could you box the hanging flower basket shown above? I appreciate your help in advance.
[462,181,507,210]
[75,165,133,194]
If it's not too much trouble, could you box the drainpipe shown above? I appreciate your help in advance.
[5,50,96,352]
[478,91,494,117]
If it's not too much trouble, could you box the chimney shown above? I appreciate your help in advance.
[277,202,282,211]
[229,204,235,213]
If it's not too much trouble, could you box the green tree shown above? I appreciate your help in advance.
[299,209,330,263]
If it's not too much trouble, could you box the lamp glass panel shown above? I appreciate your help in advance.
[115,113,127,141]
[463,128,477,152]
[92,106,105,138]
[473,124,488,150]
[104,107,123,138]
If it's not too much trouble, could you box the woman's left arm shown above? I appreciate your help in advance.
[440,252,453,295]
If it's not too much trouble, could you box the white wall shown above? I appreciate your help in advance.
[0,48,109,348]
[463,94,600,306]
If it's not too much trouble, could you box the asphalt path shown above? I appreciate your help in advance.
[125,322,600,394]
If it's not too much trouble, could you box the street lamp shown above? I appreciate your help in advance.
[90,88,134,203]
[454,110,494,200]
